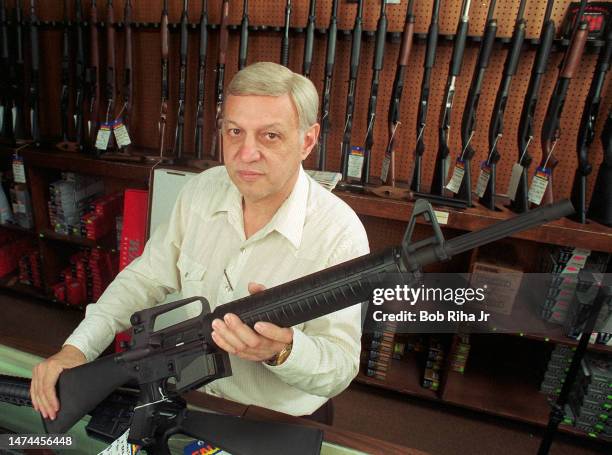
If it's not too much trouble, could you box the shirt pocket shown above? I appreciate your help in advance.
[177,254,208,299]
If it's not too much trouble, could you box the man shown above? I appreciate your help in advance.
[31,62,369,422]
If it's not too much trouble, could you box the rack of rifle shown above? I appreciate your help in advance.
[0,1,611,225]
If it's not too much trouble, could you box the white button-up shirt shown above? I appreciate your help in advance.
[65,165,369,416]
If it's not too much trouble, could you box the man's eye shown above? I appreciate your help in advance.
[265,132,279,140]
[228,128,241,136]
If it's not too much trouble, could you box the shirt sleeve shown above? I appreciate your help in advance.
[263,225,370,399]
[63,182,193,362]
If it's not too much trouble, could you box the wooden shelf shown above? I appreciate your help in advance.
[515,332,612,355]
[0,274,47,301]
[0,223,35,235]
[20,147,153,182]
[355,357,439,401]
[39,229,118,251]
[334,190,612,253]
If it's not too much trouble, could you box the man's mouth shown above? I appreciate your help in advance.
[237,170,264,182]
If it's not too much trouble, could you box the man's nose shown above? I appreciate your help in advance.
[237,133,260,162]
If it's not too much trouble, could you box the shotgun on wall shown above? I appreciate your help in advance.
[410,0,440,192]
[73,0,86,151]
[430,0,471,197]
[339,0,364,183]
[452,0,497,206]
[537,0,588,206]
[158,0,169,159]
[194,0,209,160]
[173,0,190,163]
[210,0,229,162]
[381,0,416,188]
[510,0,556,213]
[86,0,100,154]
[11,0,26,141]
[317,0,338,171]
[0,0,13,141]
[239,0,248,70]
[479,0,527,210]
[59,0,71,147]
[281,0,292,67]
[28,0,40,146]
[302,0,316,78]
[570,23,612,223]
[587,109,612,226]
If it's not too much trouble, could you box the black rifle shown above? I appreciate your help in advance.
[303,0,316,77]
[28,0,40,145]
[173,0,189,163]
[410,0,440,192]
[538,0,588,206]
[380,0,416,187]
[587,109,612,226]
[510,0,556,213]
[317,0,338,171]
[11,0,26,141]
[210,0,229,162]
[0,0,12,141]
[340,0,364,183]
[39,198,573,452]
[158,0,169,158]
[239,0,248,70]
[479,0,527,210]
[86,0,100,153]
[194,0,208,160]
[122,0,133,143]
[73,0,86,150]
[431,0,471,196]
[59,0,71,145]
[281,0,292,67]
[454,0,497,206]
[97,0,116,155]
[570,23,612,223]
[360,0,388,186]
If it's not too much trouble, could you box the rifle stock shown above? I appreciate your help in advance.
[44,354,135,434]
[40,199,574,440]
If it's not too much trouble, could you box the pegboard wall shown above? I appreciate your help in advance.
[9,0,612,218]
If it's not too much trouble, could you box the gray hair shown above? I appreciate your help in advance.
[226,62,319,133]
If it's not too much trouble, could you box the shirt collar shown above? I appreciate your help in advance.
[214,166,309,250]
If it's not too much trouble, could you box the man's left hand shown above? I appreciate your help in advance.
[211,314,293,362]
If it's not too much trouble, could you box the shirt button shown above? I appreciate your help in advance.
[240,248,245,254]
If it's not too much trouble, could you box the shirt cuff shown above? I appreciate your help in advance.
[263,327,318,377]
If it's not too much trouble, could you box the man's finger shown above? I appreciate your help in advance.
[223,313,261,348]
[211,330,237,355]
[211,318,254,353]
[248,282,266,295]
[254,322,293,344]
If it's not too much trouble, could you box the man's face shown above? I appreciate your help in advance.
[222,94,319,206]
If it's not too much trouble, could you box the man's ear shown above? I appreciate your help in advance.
[300,123,320,161]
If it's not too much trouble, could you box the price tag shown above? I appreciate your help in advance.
[528,167,550,205]
[475,162,491,198]
[97,430,140,455]
[434,210,449,225]
[12,154,26,184]
[507,163,525,201]
[380,154,391,183]
[113,119,132,147]
[347,146,364,180]
[95,124,112,151]
[445,159,465,194]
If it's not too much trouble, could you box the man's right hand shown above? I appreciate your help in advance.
[30,345,86,420]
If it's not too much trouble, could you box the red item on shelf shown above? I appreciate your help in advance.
[119,189,148,271]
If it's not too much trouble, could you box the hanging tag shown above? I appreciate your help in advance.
[347,146,364,180]
[528,167,550,205]
[12,154,26,184]
[97,430,140,455]
[95,123,112,150]
[113,118,132,147]
[12,106,17,131]
[445,158,465,194]
[475,161,491,198]
[380,154,391,183]
[507,163,525,201]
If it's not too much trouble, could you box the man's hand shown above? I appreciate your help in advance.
[30,345,86,420]
[211,282,293,362]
